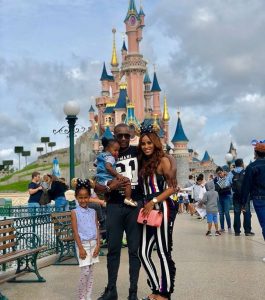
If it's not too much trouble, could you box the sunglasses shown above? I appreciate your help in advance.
[116,133,131,139]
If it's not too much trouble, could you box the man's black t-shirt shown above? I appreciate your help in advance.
[28,182,43,203]
[108,146,143,204]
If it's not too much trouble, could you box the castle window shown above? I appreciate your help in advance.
[121,113,126,122]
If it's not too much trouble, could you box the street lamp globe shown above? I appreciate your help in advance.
[225,153,233,163]
[63,100,80,116]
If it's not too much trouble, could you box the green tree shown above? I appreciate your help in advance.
[0,165,4,171]
[41,137,50,154]
[14,146,24,170]
[48,142,56,152]
[36,147,44,156]
[22,151,31,166]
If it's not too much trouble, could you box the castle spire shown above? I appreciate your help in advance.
[162,94,170,121]
[125,0,138,21]
[171,112,189,143]
[111,28,119,67]
[151,71,161,92]
[100,62,109,81]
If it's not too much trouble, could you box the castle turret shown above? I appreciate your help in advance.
[93,132,100,153]
[151,71,162,118]
[123,0,146,121]
[201,151,211,167]
[229,142,237,160]
[114,82,128,124]
[89,105,95,126]
[100,62,110,97]
[162,95,170,144]
[121,38,127,63]
[171,112,189,186]
[144,69,152,116]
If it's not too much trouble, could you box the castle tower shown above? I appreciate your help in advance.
[144,69,152,116]
[103,103,116,131]
[162,95,170,144]
[229,142,237,160]
[88,105,95,126]
[110,28,120,98]
[151,71,162,118]
[171,112,189,186]
[114,82,128,124]
[121,38,127,63]
[122,0,146,121]
[201,151,211,167]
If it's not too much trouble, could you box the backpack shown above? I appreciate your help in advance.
[231,170,245,195]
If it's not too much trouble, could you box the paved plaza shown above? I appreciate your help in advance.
[1,212,265,300]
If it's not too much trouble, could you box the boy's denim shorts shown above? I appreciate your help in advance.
[207,213,218,224]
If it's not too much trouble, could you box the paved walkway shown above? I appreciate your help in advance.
[1,212,265,300]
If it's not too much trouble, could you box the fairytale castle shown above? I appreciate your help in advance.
[86,0,217,185]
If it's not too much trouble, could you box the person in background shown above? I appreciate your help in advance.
[184,175,195,216]
[199,181,221,236]
[28,171,43,213]
[214,167,232,233]
[242,142,265,262]
[226,158,254,236]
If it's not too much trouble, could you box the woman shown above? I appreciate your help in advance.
[48,175,69,211]
[138,130,178,300]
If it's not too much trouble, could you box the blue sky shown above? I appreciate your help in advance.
[1,0,264,168]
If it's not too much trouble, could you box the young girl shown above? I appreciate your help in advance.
[96,137,137,206]
[71,178,100,300]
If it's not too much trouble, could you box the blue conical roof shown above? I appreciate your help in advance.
[122,40,127,51]
[124,0,139,22]
[102,126,114,140]
[115,89,127,109]
[89,105,95,112]
[171,117,189,143]
[144,70,151,84]
[151,72,161,92]
[100,62,109,81]
[139,6,145,16]
[202,151,211,162]
[94,133,99,140]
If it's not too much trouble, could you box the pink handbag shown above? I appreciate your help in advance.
[137,208,163,227]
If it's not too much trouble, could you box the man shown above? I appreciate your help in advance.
[226,159,254,236]
[242,143,265,261]
[214,167,232,232]
[97,123,176,300]
[28,172,43,213]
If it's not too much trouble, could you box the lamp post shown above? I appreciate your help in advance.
[225,153,233,171]
[53,100,85,184]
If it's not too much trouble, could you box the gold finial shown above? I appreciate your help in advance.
[163,94,170,122]
[94,122,98,132]
[111,28,118,67]
[153,114,160,132]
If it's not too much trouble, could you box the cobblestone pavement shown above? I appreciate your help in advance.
[1,212,265,300]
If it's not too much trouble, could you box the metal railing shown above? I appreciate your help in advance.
[0,204,76,272]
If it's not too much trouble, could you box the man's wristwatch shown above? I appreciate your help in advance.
[152,197,158,204]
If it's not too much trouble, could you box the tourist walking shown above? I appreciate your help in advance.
[71,178,100,300]
[28,171,43,214]
[242,142,265,261]
[199,181,221,236]
[214,167,232,232]
[184,175,195,215]
[226,159,254,236]
[97,124,176,300]
[138,129,178,300]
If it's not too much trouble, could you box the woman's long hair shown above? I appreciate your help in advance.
[138,132,165,179]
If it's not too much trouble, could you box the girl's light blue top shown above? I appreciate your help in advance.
[75,205,97,242]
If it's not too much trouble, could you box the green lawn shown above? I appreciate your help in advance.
[0,181,29,192]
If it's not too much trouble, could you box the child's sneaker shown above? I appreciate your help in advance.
[215,231,221,236]
[124,198,137,207]
[206,231,212,236]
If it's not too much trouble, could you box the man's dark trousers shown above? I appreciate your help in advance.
[106,203,142,293]
[233,194,252,234]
